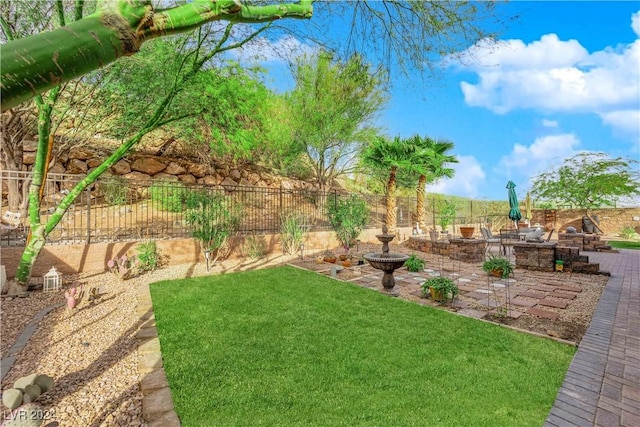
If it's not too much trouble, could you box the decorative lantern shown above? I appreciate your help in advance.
[43,267,61,292]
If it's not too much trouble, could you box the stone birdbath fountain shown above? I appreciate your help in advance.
[363,225,409,296]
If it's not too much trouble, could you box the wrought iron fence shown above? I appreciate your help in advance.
[1,171,504,246]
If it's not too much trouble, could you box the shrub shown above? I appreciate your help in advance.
[327,194,369,253]
[137,240,160,272]
[404,254,424,272]
[619,226,640,240]
[150,181,186,212]
[101,176,128,205]
[244,234,267,259]
[185,191,242,266]
[280,213,306,255]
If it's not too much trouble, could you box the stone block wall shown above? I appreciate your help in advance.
[557,233,615,252]
[513,242,556,272]
[448,238,486,263]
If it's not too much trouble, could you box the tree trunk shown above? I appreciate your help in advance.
[386,166,397,235]
[416,174,426,232]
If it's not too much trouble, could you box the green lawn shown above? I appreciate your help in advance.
[150,266,574,427]
[608,240,640,250]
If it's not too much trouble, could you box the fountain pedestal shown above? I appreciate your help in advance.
[363,225,409,296]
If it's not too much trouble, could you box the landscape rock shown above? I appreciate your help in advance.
[111,159,131,175]
[65,159,88,174]
[131,158,166,175]
[164,162,186,175]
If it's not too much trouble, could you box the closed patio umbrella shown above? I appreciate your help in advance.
[506,181,522,226]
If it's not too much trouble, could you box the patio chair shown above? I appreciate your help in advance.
[480,227,500,253]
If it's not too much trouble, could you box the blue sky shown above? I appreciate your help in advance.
[232,1,640,202]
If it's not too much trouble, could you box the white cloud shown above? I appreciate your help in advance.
[542,119,559,128]
[633,11,640,36]
[426,156,485,198]
[451,12,640,141]
[497,133,581,183]
[600,109,640,142]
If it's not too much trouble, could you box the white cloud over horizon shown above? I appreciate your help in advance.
[451,10,640,142]
[426,156,485,198]
[497,133,581,186]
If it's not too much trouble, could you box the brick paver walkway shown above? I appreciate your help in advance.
[545,249,640,427]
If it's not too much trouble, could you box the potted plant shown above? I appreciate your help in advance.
[482,255,514,278]
[438,201,456,235]
[327,194,369,255]
[421,276,458,302]
[323,251,337,263]
[404,254,425,272]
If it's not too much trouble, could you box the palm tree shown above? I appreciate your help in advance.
[361,136,415,234]
[407,135,458,231]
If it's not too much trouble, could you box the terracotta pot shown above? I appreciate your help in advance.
[342,261,352,268]
[460,227,475,238]
[429,287,445,302]
[491,269,504,278]
[339,254,348,261]
[323,256,337,263]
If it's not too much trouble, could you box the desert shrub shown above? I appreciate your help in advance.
[101,176,128,205]
[137,240,160,271]
[185,191,242,265]
[280,212,306,255]
[150,181,186,212]
[619,226,640,240]
[244,234,268,258]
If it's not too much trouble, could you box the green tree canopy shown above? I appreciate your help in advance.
[285,50,388,190]
[531,152,640,208]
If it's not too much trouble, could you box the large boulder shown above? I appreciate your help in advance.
[178,174,197,184]
[131,157,166,175]
[65,158,88,174]
[187,163,210,178]
[164,161,187,175]
[68,147,95,160]
[110,159,131,175]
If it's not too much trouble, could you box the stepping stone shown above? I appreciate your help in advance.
[509,298,537,308]
[490,308,524,319]
[451,300,468,309]
[458,278,471,283]
[538,298,569,309]
[551,291,577,300]
[457,285,476,293]
[450,273,460,277]
[535,285,556,292]
[474,289,492,294]
[466,291,490,300]
[518,291,546,299]
[424,269,434,272]
[527,307,559,320]
[477,298,500,308]
[558,285,582,293]
[458,308,486,319]
[491,283,506,288]
[428,272,440,277]
[505,309,524,319]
